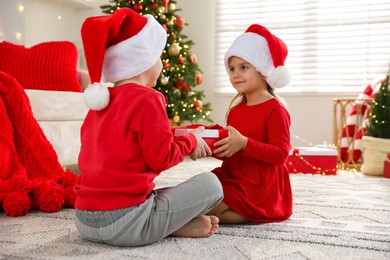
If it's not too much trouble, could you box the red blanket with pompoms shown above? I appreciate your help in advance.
[0,71,78,217]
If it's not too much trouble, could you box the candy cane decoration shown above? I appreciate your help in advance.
[340,79,382,163]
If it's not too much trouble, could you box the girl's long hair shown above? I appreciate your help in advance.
[225,84,279,122]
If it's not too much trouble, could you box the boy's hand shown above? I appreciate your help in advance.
[213,126,247,158]
[189,126,212,160]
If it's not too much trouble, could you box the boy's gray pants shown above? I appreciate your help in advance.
[75,172,223,247]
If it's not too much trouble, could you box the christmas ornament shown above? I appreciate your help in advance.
[174,78,183,88]
[182,82,189,92]
[169,3,176,11]
[173,88,181,96]
[133,4,143,12]
[174,17,185,31]
[163,61,170,69]
[159,14,166,21]
[187,54,197,63]
[163,0,170,11]
[168,43,180,56]
[178,56,184,64]
[150,2,158,9]
[193,100,203,110]
[162,24,168,32]
[160,76,169,85]
[173,114,180,123]
[195,73,203,85]
[157,6,165,14]
[173,78,189,92]
[167,20,174,27]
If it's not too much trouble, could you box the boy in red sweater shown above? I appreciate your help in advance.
[74,8,223,247]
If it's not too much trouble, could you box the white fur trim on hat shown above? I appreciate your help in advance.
[83,83,110,110]
[102,15,167,83]
[224,32,291,89]
[267,66,292,89]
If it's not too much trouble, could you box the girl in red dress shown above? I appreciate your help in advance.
[208,24,293,224]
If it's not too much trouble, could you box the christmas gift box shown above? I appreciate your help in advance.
[172,124,229,152]
[287,146,338,175]
[384,153,390,178]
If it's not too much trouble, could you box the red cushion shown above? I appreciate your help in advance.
[0,41,82,92]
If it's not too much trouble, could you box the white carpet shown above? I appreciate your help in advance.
[1,158,390,259]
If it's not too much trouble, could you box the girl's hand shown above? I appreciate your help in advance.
[213,126,248,158]
[189,126,212,161]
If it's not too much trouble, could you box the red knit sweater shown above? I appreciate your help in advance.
[212,98,293,223]
[75,84,196,210]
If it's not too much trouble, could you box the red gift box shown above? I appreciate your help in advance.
[287,146,338,175]
[173,124,228,152]
[384,161,390,178]
[384,153,390,178]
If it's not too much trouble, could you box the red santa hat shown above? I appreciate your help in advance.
[81,8,167,110]
[224,24,291,89]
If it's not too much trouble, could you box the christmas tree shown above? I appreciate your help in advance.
[366,71,390,139]
[100,0,212,125]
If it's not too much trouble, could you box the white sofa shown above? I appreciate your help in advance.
[25,71,89,167]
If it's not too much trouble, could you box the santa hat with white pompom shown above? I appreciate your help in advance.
[224,24,291,89]
[81,8,167,110]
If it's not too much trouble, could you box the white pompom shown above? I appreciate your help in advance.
[83,83,110,110]
[266,66,292,89]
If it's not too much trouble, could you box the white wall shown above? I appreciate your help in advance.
[25,1,78,46]
[0,0,27,44]
[0,0,361,146]
[0,0,101,67]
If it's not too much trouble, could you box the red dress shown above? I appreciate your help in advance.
[212,98,292,223]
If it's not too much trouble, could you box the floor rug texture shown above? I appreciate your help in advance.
[1,158,389,259]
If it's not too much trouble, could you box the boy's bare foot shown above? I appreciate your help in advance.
[171,215,219,238]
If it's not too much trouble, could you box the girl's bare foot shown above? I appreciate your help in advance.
[171,215,219,238]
